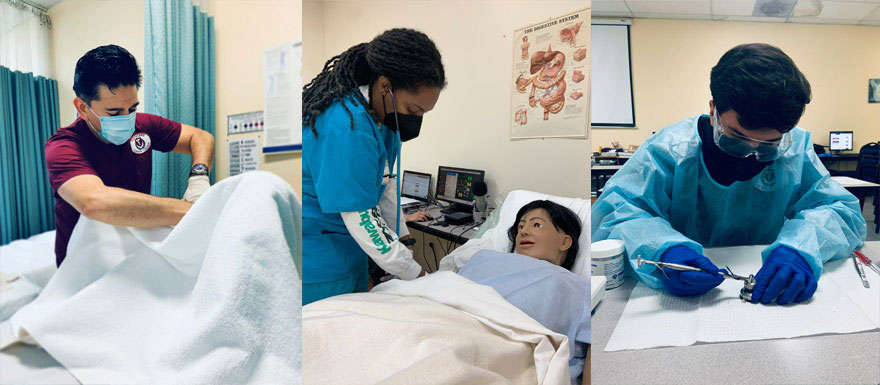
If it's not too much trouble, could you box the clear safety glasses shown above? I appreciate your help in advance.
[712,109,792,162]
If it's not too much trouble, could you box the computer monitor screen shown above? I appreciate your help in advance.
[829,131,853,151]
[402,170,431,200]
[436,166,485,206]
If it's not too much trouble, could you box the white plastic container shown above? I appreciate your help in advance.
[591,239,626,290]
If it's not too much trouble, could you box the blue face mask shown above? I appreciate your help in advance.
[86,106,136,145]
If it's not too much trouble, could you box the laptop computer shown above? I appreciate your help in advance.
[401,170,431,207]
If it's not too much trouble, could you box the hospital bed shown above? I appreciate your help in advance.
[0,172,302,384]
[443,189,590,277]
[0,231,80,384]
[303,190,590,385]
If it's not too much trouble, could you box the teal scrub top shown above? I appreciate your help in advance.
[302,93,401,283]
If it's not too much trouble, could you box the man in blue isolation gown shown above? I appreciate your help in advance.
[592,43,866,305]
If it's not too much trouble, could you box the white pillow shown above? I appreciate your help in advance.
[440,190,590,277]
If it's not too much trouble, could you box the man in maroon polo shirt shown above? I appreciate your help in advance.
[45,45,215,266]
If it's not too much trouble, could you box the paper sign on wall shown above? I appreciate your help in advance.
[262,41,302,153]
[228,137,261,177]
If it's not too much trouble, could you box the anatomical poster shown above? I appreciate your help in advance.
[511,8,589,139]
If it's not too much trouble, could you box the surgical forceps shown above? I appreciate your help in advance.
[636,255,757,301]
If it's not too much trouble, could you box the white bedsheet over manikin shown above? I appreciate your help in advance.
[0,171,302,384]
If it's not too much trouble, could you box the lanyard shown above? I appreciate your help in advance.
[383,133,402,235]
[386,87,403,236]
[387,133,401,235]
[395,142,401,235]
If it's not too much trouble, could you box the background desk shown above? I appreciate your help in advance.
[833,175,880,190]
[819,152,860,175]
[832,176,880,233]
[591,242,880,385]
[591,164,623,193]
[594,154,632,166]
[833,175,880,204]
[404,204,484,272]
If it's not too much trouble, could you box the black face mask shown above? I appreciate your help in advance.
[382,87,422,142]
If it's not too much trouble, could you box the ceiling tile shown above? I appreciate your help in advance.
[752,0,796,17]
[711,0,755,16]
[29,0,60,9]
[788,17,860,24]
[722,15,790,22]
[630,12,713,19]
[625,0,711,14]
[865,5,880,19]
[809,1,878,19]
[593,0,633,16]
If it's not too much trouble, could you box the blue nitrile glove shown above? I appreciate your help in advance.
[750,246,817,305]
[660,245,725,296]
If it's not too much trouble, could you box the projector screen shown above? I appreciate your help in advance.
[591,23,635,127]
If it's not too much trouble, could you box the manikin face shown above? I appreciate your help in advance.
[514,208,572,266]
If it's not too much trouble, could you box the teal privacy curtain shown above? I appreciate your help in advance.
[145,0,215,198]
[0,66,59,244]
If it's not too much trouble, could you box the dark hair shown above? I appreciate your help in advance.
[710,43,811,133]
[73,45,142,104]
[507,200,581,271]
[302,28,446,134]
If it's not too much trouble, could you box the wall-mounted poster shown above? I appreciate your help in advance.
[511,8,589,139]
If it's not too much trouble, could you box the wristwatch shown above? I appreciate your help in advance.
[190,163,209,177]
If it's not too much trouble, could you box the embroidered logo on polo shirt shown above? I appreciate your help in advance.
[130,133,151,154]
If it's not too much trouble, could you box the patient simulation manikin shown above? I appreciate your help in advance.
[512,208,573,268]
[458,200,587,385]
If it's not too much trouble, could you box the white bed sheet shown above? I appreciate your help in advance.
[0,344,77,384]
[0,172,302,384]
[0,230,57,277]
[0,233,72,384]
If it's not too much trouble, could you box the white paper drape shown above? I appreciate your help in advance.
[0,1,51,77]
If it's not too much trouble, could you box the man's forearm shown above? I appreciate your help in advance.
[82,186,192,227]
[191,131,214,168]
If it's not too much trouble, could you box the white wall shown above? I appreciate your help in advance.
[210,0,302,195]
[306,0,590,201]
[49,0,303,195]
[592,18,880,153]
[302,0,325,85]
[49,0,145,126]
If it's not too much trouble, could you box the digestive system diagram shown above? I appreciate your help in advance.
[515,45,567,120]
[514,108,528,125]
[560,21,583,47]
[515,19,586,122]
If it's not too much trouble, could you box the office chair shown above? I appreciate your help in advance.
[855,142,880,233]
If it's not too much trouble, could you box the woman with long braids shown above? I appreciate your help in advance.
[301,28,446,304]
